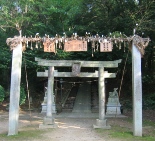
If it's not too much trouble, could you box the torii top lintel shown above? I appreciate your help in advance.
[35,57,122,68]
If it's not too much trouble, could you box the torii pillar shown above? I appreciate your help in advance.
[132,42,142,136]
[39,66,57,128]
[8,33,23,135]
[93,67,111,129]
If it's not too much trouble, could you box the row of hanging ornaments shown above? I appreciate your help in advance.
[22,32,130,56]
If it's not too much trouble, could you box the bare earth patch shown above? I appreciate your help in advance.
[0,110,155,141]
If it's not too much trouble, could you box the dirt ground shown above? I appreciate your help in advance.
[0,109,155,141]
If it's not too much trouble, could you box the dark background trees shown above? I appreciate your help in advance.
[0,0,155,109]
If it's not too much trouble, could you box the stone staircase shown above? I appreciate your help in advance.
[62,84,79,111]
[72,83,91,113]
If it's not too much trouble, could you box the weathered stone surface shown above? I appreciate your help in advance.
[132,42,142,136]
[72,83,91,113]
[39,116,58,129]
[106,88,121,115]
[8,43,22,136]
[43,117,54,125]
[35,58,122,68]
[41,90,56,114]
[37,70,116,78]
[93,119,111,129]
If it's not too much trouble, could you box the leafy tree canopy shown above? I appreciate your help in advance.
[0,0,155,100]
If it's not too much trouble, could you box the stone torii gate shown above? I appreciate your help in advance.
[6,33,150,136]
[35,58,122,129]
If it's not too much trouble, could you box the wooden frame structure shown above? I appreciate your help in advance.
[6,33,150,136]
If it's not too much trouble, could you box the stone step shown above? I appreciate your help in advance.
[72,83,91,113]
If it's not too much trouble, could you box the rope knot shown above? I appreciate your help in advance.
[6,36,21,50]
[132,35,150,56]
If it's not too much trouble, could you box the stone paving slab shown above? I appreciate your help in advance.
[72,83,91,113]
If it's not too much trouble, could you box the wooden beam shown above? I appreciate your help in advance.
[35,58,121,68]
[37,70,116,78]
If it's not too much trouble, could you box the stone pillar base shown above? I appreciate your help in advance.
[106,106,121,115]
[43,117,54,124]
[39,123,57,129]
[39,117,58,129]
[93,119,111,129]
[41,104,56,114]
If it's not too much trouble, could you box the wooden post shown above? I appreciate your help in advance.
[8,39,22,135]
[132,42,142,136]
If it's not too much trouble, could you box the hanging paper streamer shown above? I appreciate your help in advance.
[6,33,150,56]
[91,41,95,57]
[96,42,99,51]
[119,42,121,50]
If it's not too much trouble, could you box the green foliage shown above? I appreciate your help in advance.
[143,93,155,110]
[20,86,26,105]
[143,119,155,127]
[0,0,32,32]
[142,75,154,85]
[0,0,155,105]
[0,85,5,103]
[142,74,155,109]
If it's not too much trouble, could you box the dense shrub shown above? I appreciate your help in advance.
[0,85,5,103]
[20,86,26,105]
[143,93,155,109]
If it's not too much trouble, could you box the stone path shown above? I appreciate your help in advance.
[1,111,151,141]
[72,83,91,113]
[0,112,111,141]
[45,118,106,141]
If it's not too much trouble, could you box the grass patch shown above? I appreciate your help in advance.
[143,120,155,127]
[0,129,46,141]
[111,130,155,141]
[121,117,155,126]
[96,125,155,141]
[125,117,133,123]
